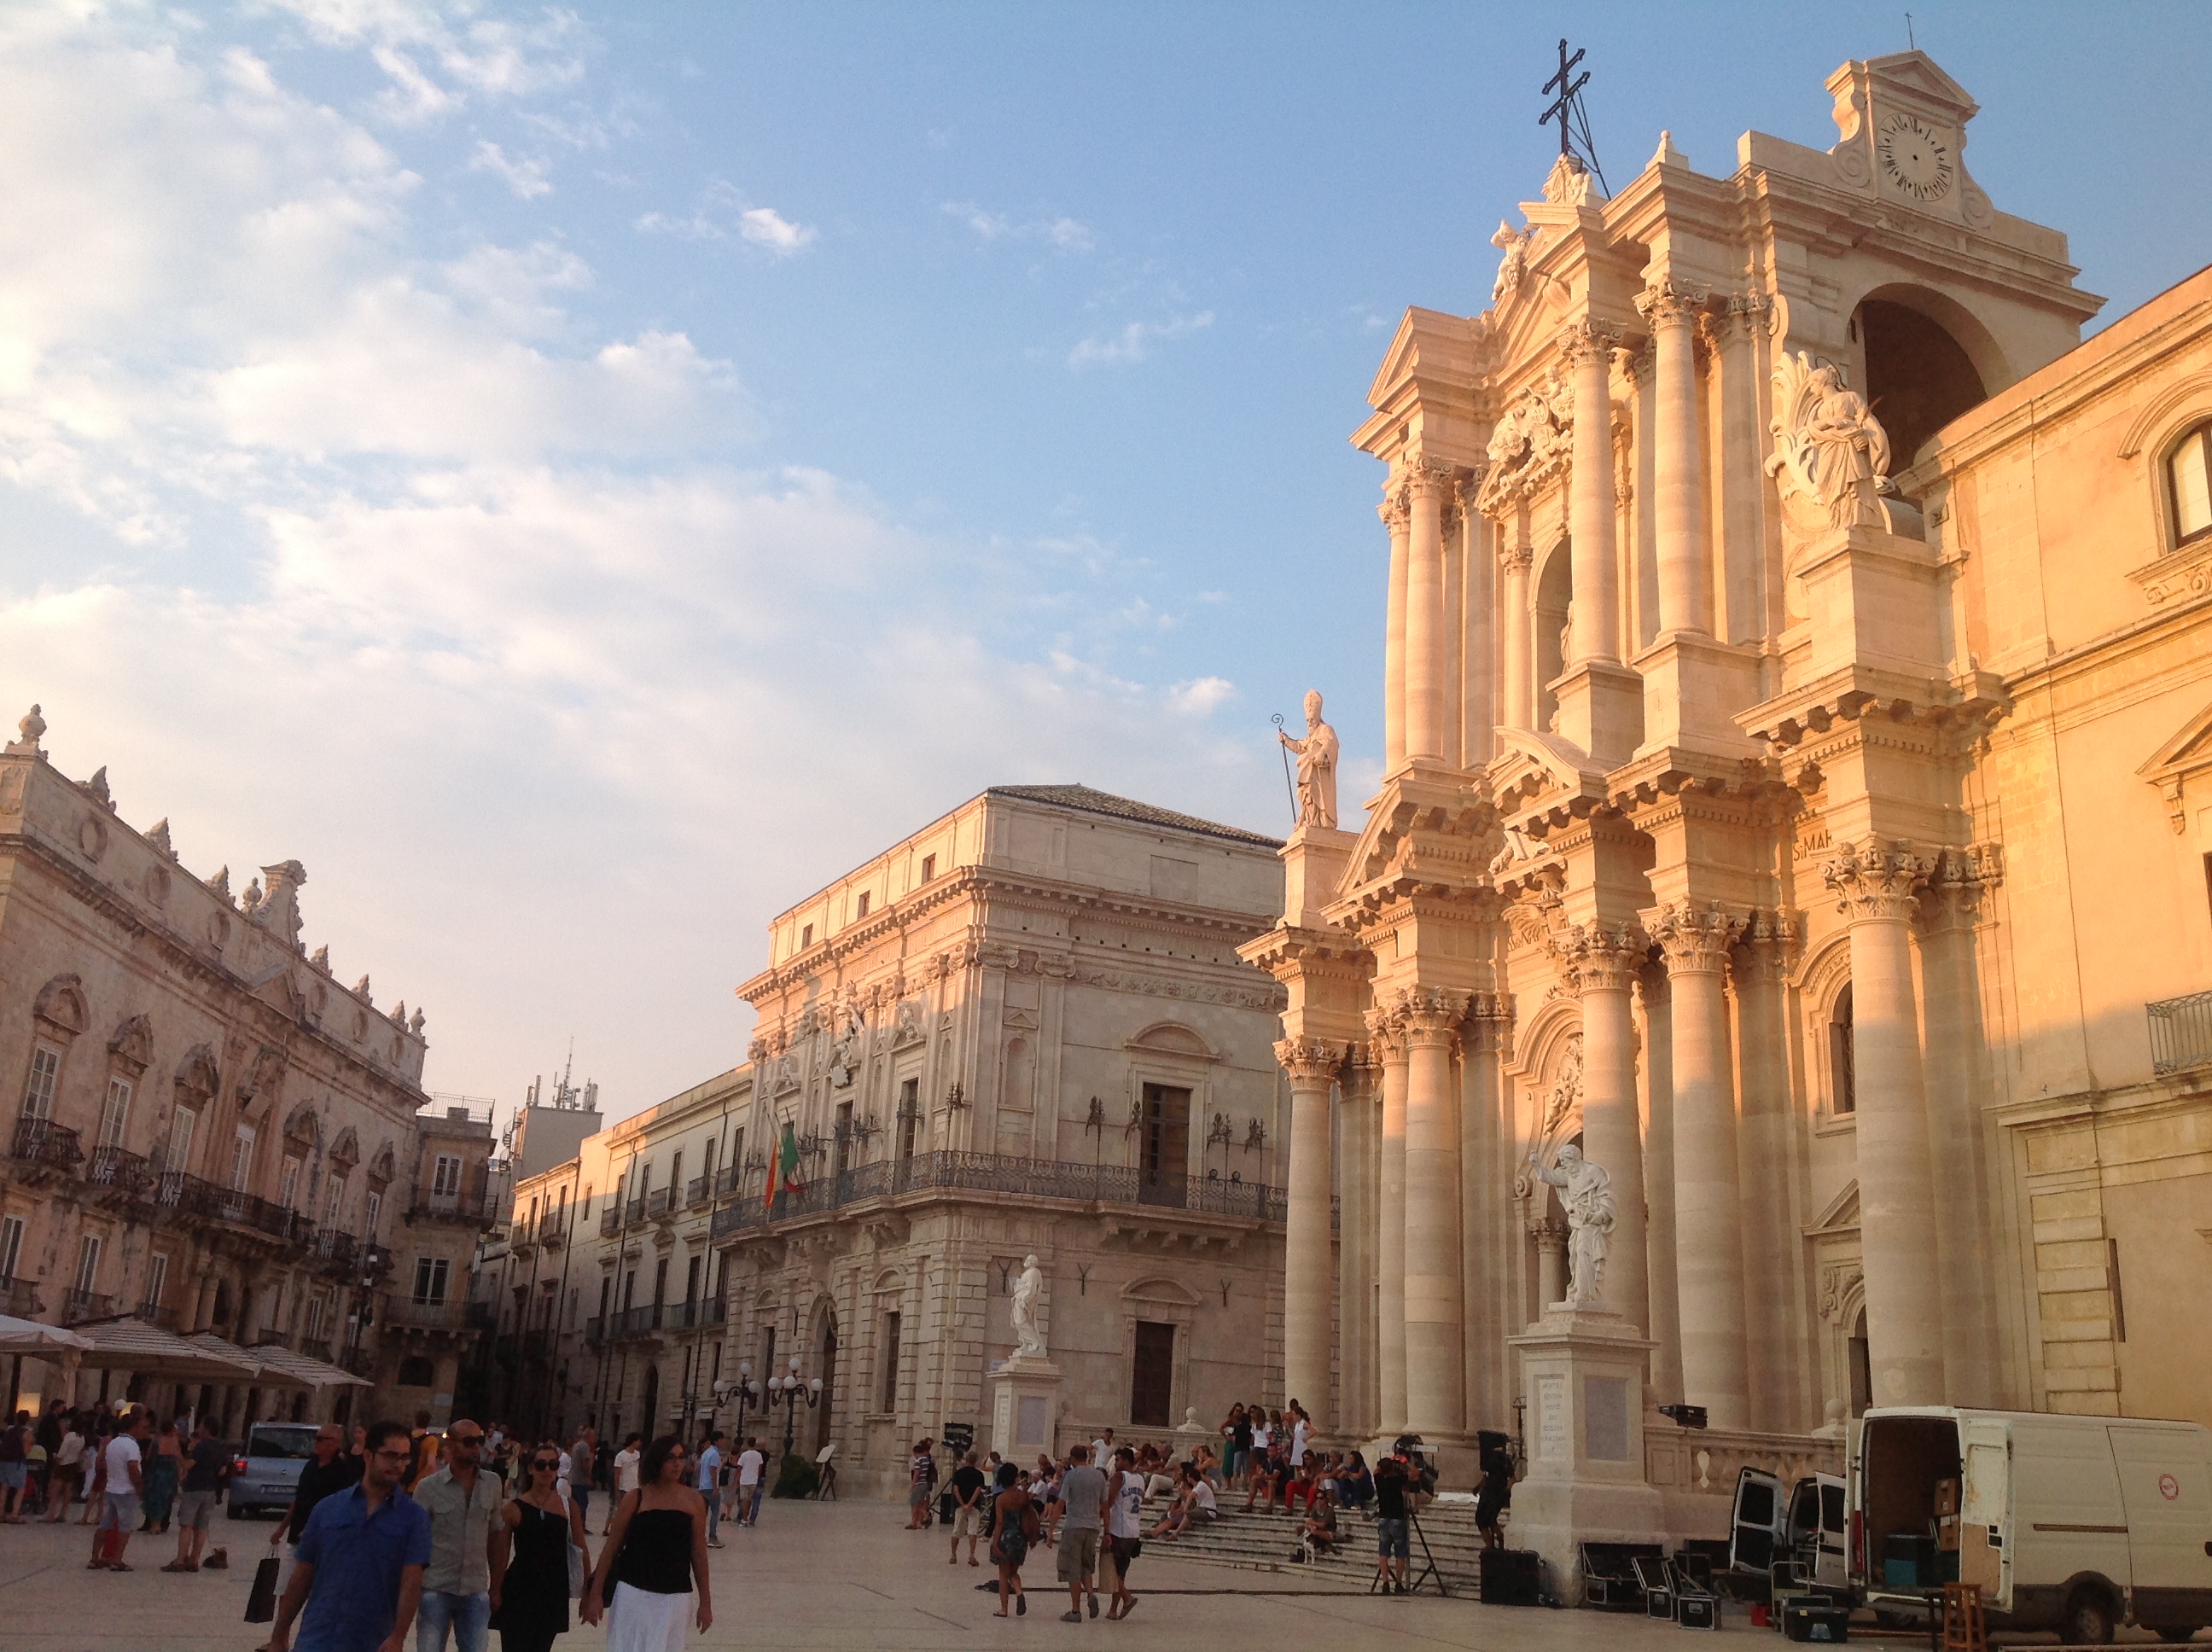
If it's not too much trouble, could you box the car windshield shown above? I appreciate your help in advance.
[247,1426,320,1460]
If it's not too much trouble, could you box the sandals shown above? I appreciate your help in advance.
[161,1562,190,1573]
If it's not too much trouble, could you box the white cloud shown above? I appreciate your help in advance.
[264,0,593,121]
[943,200,1093,253]
[738,206,814,254]
[1067,311,1214,369]
[637,182,813,253]
[0,3,1261,1111]
[468,137,550,197]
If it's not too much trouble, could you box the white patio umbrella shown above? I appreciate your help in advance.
[0,1315,95,1357]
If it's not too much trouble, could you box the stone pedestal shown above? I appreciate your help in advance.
[1505,1306,1664,1604]
[988,1354,1064,1462]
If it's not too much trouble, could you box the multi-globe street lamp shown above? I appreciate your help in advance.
[765,1355,821,1457]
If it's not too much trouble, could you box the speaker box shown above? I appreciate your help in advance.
[1481,1546,1542,1606]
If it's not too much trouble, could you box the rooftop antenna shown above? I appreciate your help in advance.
[1540,37,1610,196]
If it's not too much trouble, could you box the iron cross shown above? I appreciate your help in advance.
[1540,38,1588,158]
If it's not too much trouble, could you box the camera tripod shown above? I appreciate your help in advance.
[1368,1499,1450,1598]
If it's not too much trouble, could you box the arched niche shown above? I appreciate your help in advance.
[1124,1022,1216,1063]
[32,974,90,1038]
[1847,283,2008,474]
[107,1015,154,1073]
[1533,538,1572,731]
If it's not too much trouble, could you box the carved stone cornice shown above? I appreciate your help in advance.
[1557,318,1623,369]
[1461,990,1516,1058]
[1643,900,1744,977]
[1549,921,1647,994]
[1915,844,2002,934]
[1729,906,1802,991]
[1274,1037,1347,1086]
[1634,277,1709,331]
[1823,840,1930,924]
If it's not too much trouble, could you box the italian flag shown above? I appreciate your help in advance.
[765,1119,804,1210]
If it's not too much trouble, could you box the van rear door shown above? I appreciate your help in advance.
[1812,1474,1848,1590]
[1959,1416,2012,1611]
[2107,1422,2212,1620]
[1732,1467,1789,1576]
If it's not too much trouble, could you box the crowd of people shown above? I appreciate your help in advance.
[900,1398,1450,1614]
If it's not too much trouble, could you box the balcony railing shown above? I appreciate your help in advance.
[645,1187,673,1219]
[385,1295,466,1330]
[626,1196,646,1224]
[87,1145,156,1197]
[0,1275,41,1317]
[12,1115,84,1170]
[62,1288,116,1323]
[685,1177,708,1207]
[409,1188,495,1226]
[713,1165,742,1198]
[707,1149,1286,1241]
[148,1171,308,1244]
[599,1207,622,1238]
[664,1297,725,1333]
[2148,989,2212,1073]
[309,1228,359,1272]
[299,1337,333,1363]
[131,1300,179,1332]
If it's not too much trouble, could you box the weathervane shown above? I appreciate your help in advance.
[1540,37,1609,195]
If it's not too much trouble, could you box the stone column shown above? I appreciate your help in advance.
[1381,488,1411,772]
[1534,1220,1568,1310]
[1367,1011,1410,1434]
[1732,909,1801,1430]
[1825,841,1946,1405]
[1400,989,1466,1440]
[1339,1049,1377,1437]
[1278,1038,1342,1434]
[1499,530,1534,733]
[1917,853,1999,1406]
[1557,924,1648,1332]
[1635,279,1711,638]
[1646,901,1751,1429]
[1720,294,1774,642]
[1460,996,1510,1427]
[1459,484,1495,768]
[1635,968,1684,1407]
[1404,460,1452,762]
[1563,323,1621,667]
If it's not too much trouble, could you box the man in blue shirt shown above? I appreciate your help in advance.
[696,1430,725,1548]
[260,1419,433,1652]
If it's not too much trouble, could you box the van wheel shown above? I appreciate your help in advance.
[2061,1588,2116,1646]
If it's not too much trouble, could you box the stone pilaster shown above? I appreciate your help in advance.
[1633,966,1683,1407]
[1561,321,1622,667]
[1825,840,1945,1405]
[1499,532,1534,733]
[1403,459,1455,764]
[1380,487,1411,772]
[1730,907,1802,1430]
[1365,1006,1410,1434]
[1645,899,1751,1429]
[1394,986,1469,1440]
[1634,279,1712,639]
[1459,992,1514,1428]
[1276,1035,1343,1435]
[1339,1045,1380,1438]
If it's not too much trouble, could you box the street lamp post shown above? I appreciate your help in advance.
[712,1364,760,1444]
[765,1355,821,1459]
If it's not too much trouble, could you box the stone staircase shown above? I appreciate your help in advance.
[1147,1497,1491,1596]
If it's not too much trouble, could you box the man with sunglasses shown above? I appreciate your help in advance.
[410,1420,500,1652]
[262,1418,433,1652]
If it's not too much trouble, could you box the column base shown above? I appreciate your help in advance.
[1550,661,1644,769]
[1506,1306,1663,1606]
[988,1354,1065,1462]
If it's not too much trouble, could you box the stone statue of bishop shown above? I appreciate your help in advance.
[1278,690,1340,830]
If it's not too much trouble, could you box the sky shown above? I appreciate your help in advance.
[3,1,2207,1126]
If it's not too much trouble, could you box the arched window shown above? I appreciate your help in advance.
[2169,422,2212,547]
[1829,985,1856,1115]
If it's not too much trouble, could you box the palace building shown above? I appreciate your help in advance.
[1244,47,2212,1523]
[482,783,1293,1492]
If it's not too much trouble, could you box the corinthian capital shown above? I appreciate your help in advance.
[1403,455,1458,499]
[1643,900,1744,976]
[1363,1003,1405,1059]
[1377,485,1410,531]
[1557,318,1622,370]
[1823,840,1930,924]
[1549,921,1648,994]
[1386,985,1472,1044]
[1274,1037,1346,1085]
[1634,276,1709,329]
[1729,907,1802,989]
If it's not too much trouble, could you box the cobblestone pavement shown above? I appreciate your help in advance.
[0,1495,2163,1650]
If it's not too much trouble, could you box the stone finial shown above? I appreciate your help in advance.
[256,860,307,948]
[86,765,113,808]
[241,877,264,914]
[9,704,45,755]
[311,945,330,971]
[389,1000,407,1026]
[1542,151,1596,206]
[1649,128,1689,170]
[409,1008,426,1036]
[208,864,232,902]
[354,974,372,1002]
[148,818,174,858]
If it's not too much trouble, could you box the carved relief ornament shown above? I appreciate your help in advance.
[1475,370,1575,516]
[1822,840,1930,923]
[1273,1038,1346,1085]
[1548,921,1647,994]
[1643,900,1743,976]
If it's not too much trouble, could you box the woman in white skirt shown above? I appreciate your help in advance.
[580,1435,713,1652]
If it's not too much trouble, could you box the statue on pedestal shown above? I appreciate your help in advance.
[1010,1254,1047,1358]
[1528,1143,1616,1307]
[1278,690,1340,830]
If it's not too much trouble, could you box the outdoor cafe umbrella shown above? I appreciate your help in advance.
[67,1317,265,1383]
[184,1332,312,1390]
[0,1314,95,1357]
[245,1342,372,1391]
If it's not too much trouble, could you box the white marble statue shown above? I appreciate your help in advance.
[1528,1142,1616,1307]
[1278,690,1341,830]
[1010,1253,1046,1358]
[1766,351,1895,537]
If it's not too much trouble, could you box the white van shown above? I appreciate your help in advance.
[1732,1463,1850,1591]
[1840,1406,2212,1643]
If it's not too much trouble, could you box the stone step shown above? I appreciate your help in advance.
[1153,1506,1487,1593]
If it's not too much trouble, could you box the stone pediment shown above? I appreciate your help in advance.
[2137,697,2212,830]
[1364,307,1480,415]
[1489,730,1610,822]
[1851,49,1979,122]
[1330,771,1500,900]
[1804,1179,1860,1238]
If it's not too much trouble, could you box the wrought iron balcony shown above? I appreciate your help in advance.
[298,1337,333,1363]
[309,1228,359,1272]
[62,1288,115,1323]
[131,1301,179,1331]
[86,1145,155,1197]
[712,1165,743,1198]
[12,1115,84,1170]
[664,1297,726,1333]
[685,1176,708,1207]
[2148,989,2212,1073]
[599,1207,622,1238]
[0,1274,41,1317]
[645,1187,673,1218]
[706,1149,1287,1241]
[626,1196,645,1225]
[408,1187,496,1227]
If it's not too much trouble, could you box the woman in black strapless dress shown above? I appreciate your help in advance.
[491,1445,592,1652]
[582,1435,713,1652]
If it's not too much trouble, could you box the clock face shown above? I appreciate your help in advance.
[1877,112,1953,201]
